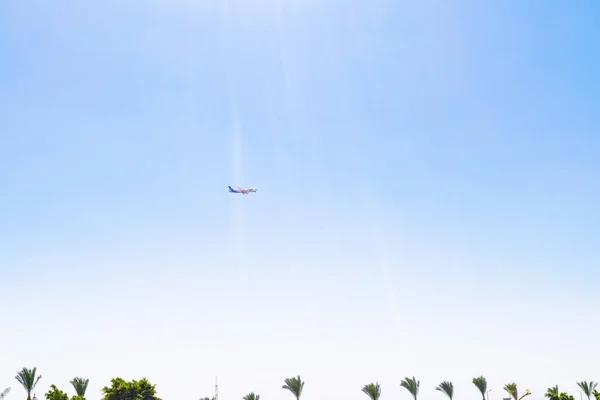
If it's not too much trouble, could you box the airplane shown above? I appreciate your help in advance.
[228,186,258,195]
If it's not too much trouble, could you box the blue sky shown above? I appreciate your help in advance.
[1,0,599,400]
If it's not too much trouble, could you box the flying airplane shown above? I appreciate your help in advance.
[228,186,257,194]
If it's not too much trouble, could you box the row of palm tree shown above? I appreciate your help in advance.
[263,376,599,400]
[6,367,89,400]
[382,378,597,400]
[5,370,598,400]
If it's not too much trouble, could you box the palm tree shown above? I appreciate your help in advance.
[437,381,454,400]
[577,382,598,400]
[504,383,531,400]
[545,385,560,400]
[401,377,420,400]
[362,383,381,400]
[70,378,89,398]
[282,376,304,400]
[473,376,488,400]
[243,393,260,400]
[15,367,41,400]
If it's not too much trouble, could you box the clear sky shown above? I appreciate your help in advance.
[1,0,599,400]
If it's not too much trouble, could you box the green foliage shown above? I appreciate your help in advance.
[505,383,518,400]
[401,377,420,400]
[45,385,69,400]
[10,369,600,400]
[436,381,453,400]
[282,376,304,400]
[101,377,161,400]
[504,383,531,400]
[473,377,488,400]
[243,392,260,400]
[545,386,574,400]
[545,385,560,400]
[362,383,381,400]
[70,377,89,398]
[15,367,42,400]
[578,383,598,400]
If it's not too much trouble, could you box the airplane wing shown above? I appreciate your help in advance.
[237,186,245,191]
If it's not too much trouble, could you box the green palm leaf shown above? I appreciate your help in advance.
[401,377,420,400]
[436,381,454,400]
[473,376,488,400]
[282,376,304,400]
[362,383,381,400]
[578,382,598,400]
[505,383,531,400]
[545,385,560,400]
[70,378,89,398]
[15,367,42,400]
[243,392,260,400]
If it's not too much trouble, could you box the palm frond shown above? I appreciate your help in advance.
[70,377,89,397]
[15,367,42,400]
[578,382,599,400]
[362,383,381,400]
[473,376,488,400]
[243,392,260,400]
[282,376,304,400]
[400,377,420,400]
[545,385,559,400]
[505,383,518,400]
[436,381,454,400]
[505,383,531,400]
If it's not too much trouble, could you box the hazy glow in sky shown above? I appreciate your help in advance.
[1,1,599,400]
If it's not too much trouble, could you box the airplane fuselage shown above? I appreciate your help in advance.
[228,186,257,194]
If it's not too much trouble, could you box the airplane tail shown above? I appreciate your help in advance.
[228,186,235,192]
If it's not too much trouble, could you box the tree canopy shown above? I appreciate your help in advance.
[545,386,575,400]
[70,378,89,399]
[401,377,420,400]
[45,385,69,400]
[243,392,260,400]
[15,367,42,400]
[362,383,381,400]
[282,376,304,400]
[436,381,454,400]
[473,376,488,400]
[101,377,161,400]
